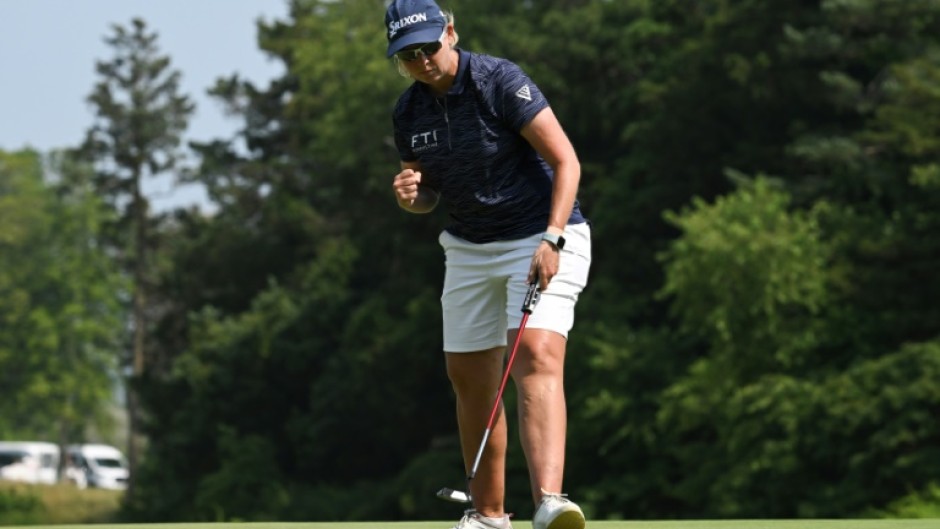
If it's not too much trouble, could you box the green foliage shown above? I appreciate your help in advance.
[0,149,125,441]
[77,17,196,494]
[0,482,121,526]
[82,18,194,199]
[0,484,42,525]
[649,171,940,518]
[653,178,831,516]
[867,53,940,159]
[876,483,940,519]
[566,0,940,519]
[654,340,940,518]
[193,427,289,521]
[125,1,454,521]
[660,176,830,373]
[78,15,195,375]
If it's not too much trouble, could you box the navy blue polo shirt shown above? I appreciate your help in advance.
[392,49,586,243]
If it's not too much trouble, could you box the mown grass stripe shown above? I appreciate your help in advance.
[4,519,939,529]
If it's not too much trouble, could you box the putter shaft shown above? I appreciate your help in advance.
[435,281,540,504]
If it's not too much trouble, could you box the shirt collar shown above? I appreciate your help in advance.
[447,48,471,95]
[416,48,471,99]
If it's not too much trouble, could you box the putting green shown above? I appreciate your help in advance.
[4,520,939,529]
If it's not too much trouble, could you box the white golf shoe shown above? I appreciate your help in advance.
[451,509,513,529]
[532,491,585,529]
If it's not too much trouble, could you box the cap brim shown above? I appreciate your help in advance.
[386,24,445,58]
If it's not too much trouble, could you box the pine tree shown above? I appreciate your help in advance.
[79,18,194,496]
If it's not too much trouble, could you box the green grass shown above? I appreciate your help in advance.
[1,483,936,528]
[0,482,121,525]
[3,521,939,529]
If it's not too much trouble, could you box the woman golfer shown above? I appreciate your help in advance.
[387,1,591,528]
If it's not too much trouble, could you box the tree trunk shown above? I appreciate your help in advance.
[127,180,147,498]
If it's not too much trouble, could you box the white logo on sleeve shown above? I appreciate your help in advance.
[515,85,532,101]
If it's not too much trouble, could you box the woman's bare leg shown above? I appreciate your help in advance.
[446,347,509,518]
[510,328,569,505]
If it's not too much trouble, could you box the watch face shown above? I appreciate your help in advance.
[557,236,566,249]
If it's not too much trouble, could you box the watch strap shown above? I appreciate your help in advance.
[541,232,565,249]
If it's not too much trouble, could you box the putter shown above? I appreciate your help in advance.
[436,279,541,504]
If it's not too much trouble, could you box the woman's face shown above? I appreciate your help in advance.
[396,25,457,88]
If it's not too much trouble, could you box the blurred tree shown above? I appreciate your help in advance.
[78,18,194,495]
[128,0,456,521]
[0,149,124,447]
[553,0,940,519]
[656,177,833,516]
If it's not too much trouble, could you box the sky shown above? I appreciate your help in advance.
[0,0,290,211]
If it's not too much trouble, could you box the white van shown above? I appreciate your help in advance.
[0,441,60,485]
[65,444,128,490]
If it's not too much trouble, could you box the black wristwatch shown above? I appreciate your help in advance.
[540,232,566,250]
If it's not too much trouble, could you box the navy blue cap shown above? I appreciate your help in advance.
[385,0,447,58]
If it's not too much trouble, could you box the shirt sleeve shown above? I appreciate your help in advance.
[392,111,417,162]
[491,61,550,132]
[392,103,440,192]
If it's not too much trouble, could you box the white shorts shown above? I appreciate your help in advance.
[438,222,592,352]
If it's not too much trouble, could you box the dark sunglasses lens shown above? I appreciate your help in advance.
[398,50,422,62]
[423,41,443,56]
[397,40,443,62]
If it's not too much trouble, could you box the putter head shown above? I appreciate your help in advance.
[436,487,471,503]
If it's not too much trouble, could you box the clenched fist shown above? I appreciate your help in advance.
[393,168,422,206]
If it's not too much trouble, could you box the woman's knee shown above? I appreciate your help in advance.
[512,330,567,378]
[445,349,504,396]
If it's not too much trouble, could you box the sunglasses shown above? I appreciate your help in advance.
[395,28,447,62]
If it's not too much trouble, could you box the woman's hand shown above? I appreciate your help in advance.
[392,166,439,213]
[393,168,422,206]
[529,240,560,291]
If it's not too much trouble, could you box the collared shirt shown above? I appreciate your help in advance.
[393,49,586,243]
